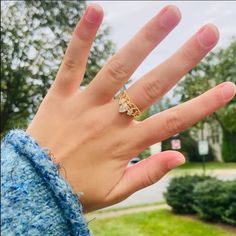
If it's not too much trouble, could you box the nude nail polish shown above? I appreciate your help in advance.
[85,4,102,23]
[197,24,219,48]
[221,82,236,102]
[160,5,181,28]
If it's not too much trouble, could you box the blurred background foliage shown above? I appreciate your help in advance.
[1,1,114,135]
[162,130,215,162]
[174,39,236,161]
[176,39,236,134]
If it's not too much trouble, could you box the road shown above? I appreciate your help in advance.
[105,169,236,210]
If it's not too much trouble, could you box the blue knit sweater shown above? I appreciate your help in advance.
[1,130,90,236]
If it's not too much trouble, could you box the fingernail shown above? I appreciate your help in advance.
[160,5,181,28]
[167,156,185,169]
[197,24,219,48]
[84,4,102,23]
[221,82,236,101]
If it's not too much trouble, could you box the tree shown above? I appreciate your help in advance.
[175,39,236,161]
[1,1,114,135]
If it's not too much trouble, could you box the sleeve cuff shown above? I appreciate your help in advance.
[2,129,90,236]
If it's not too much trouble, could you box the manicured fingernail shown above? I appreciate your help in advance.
[221,82,236,101]
[160,5,181,28]
[84,4,102,23]
[197,24,219,48]
[167,156,185,169]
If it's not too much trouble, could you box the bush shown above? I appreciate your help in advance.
[193,179,236,225]
[165,175,236,225]
[222,202,236,225]
[193,179,228,221]
[220,181,236,225]
[222,131,236,162]
[164,175,214,214]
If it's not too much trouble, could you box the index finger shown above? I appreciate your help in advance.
[53,4,103,95]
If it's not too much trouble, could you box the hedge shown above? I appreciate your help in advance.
[164,175,214,214]
[193,179,229,221]
[222,131,236,162]
[164,175,236,225]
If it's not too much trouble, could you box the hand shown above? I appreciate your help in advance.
[26,4,235,212]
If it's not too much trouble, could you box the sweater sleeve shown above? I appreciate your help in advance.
[1,130,90,236]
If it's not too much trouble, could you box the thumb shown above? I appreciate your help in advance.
[106,151,185,204]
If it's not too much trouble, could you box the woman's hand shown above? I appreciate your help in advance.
[26,4,236,212]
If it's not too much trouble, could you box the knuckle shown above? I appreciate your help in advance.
[143,170,156,188]
[181,47,199,65]
[142,29,158,44]
[165,110,185,135]
[142,79,162,103]
[142,158,159,188]
[63,58,78,71]
[75,29,91,42]
[106,59,129,84]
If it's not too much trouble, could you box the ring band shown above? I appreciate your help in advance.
[117,90,141,118]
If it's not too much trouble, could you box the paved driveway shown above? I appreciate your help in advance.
[105,170,236,210]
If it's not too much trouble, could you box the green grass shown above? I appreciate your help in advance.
[176,162,236,170]
[94,201,165,214]
[170,162,236,176]
[89,209,235,236]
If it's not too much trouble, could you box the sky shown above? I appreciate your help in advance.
[93,1,236,85]
[3,1,236,104]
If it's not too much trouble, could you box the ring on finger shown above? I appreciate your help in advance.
[116,90,141,118]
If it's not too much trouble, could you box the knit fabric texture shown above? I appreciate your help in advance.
[1,130,90,236]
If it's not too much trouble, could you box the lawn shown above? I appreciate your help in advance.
[176,162,236,170]
[89,209,235,236]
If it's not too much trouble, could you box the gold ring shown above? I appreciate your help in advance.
[117,90,141,118]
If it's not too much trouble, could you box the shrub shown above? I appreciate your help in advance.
[165,175,236,225]
[193,179,228,221]
[193,179,236,225]
[221,181,236,225]
[222,203,236,225]
[222,131,236,162]
[164,175,214,214]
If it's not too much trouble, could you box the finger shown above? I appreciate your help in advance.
[86,5,181,103]
[127,24,219,110]
[134,82,236,147]
[105,151,185,203]
[53,4,103,94]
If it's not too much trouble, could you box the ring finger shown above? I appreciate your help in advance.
[127,24,219,111]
